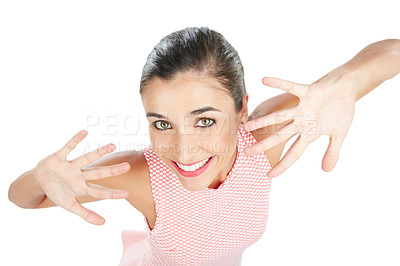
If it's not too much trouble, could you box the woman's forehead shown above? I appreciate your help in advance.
[142,75,234,110]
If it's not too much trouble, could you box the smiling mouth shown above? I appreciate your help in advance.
[171,156,214,178]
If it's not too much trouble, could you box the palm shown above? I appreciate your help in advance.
[39,155,87,206]
[244,73,356,178]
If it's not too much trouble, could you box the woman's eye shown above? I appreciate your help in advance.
[197,118,215,127]
[153,121,171,130]
[153,118,215,130]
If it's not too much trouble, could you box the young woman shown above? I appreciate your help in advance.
[8,27,400,265]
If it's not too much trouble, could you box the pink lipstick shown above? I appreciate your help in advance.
[171,156,215,178]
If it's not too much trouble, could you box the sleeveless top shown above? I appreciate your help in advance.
[119,127,272,265]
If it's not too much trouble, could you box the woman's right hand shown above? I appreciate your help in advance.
[34,130,131,226]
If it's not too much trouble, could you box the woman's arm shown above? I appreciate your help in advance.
[341,38,400,101]
[8,168,47,209]
[245,38,400,177]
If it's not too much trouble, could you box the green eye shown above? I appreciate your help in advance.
[153,121,171,130]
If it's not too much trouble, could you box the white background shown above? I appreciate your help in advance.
[1,1,399,265]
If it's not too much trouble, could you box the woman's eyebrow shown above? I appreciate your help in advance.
[190,106,221,115]
[146,106,221,119]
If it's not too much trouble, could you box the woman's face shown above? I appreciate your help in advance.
[142,73,248,191]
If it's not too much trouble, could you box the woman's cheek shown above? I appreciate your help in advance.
[206,135,233,155]
[150,134,170,155]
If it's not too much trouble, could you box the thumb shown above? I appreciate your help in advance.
[322,135,345,172]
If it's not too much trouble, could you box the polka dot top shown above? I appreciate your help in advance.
[119,127,272,265]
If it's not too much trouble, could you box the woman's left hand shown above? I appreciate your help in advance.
[243,70,358,178]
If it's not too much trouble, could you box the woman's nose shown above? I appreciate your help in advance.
[170,133,199,162]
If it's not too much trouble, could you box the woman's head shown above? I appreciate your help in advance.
[140,26,246,113]
[140,27,249,191]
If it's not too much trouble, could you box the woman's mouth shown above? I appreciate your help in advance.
[171,156,215,178]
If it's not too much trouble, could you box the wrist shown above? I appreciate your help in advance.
[331,64,365,100]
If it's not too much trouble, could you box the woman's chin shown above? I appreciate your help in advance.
[179,179,209,191]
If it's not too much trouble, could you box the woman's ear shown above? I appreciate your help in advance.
[239,93,249,127]
[243,93,249,119]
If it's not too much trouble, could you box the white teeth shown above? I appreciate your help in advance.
[176,157,211,172]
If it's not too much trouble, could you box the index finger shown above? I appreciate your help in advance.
[263,77,308,98]
[72,143,116,169]
[55,130,88,159]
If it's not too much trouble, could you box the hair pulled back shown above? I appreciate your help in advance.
[140,27,246,113]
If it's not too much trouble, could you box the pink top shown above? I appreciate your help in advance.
[119,127,272,265]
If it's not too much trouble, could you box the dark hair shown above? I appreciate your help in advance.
[139,27,246,113]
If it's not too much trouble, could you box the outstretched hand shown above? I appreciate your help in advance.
[35,130,131,225]
[243,71,357,178]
